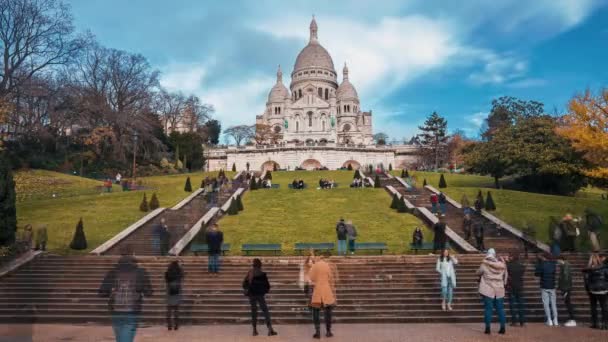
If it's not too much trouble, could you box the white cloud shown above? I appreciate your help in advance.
[462,111,488,137]
[160,63,207,94]
[466,50,528,85]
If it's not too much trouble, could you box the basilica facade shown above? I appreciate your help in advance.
[256,17,373,145]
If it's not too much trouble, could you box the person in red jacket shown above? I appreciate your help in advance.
[430,193,439,215]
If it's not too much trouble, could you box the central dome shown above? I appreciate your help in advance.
[292,17,336,74]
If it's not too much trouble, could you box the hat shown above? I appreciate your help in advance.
[486,248,496,258]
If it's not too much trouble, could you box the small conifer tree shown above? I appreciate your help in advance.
[405,170,410,178]
[398,197,408,213]
[139,193,149,212]
[485,191,496,211]
[69,218,87,250]
[227,197,239,215]
[389,163,393,171]
[232,163,236,172]
[184,177,192,192]
[423,178,427,187]
[390,193,400,209]
[236,194,244,211]
[439,174,447,188]
[460,194,470,208]
[401,169,406,178]
[347,163,353,171]
[149,193,160,210]
[477,190,484,204]
[374,174,381,188]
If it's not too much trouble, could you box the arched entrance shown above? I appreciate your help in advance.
[261,160,280,171]
[342,160,361,170]
[300,159,322,170]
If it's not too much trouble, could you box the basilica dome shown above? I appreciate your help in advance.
[337,63,358,101]
[268,65,289,102]
[292,17,336,74]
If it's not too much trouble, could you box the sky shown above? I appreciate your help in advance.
[66,0,608,142]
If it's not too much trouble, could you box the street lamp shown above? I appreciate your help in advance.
[132,132,139,180]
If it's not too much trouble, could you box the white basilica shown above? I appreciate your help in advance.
[256,17,373,145]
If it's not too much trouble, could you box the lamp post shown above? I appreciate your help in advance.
[132,132,138,180]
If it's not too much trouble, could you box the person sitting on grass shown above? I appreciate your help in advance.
[298,179,305,189]
[292,179,298,189]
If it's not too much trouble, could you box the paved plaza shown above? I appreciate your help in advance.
[1,323,607,342]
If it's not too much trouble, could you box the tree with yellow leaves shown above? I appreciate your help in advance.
[556,88,608,179]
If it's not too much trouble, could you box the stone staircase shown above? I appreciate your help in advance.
[0,254,594,324]
[379,174,539,255]
[104,180,244,256]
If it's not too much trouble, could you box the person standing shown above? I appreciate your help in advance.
[438,192,447,217]
[430,193,439,215]
[559,214,579,252]
[463,214,472,242]
[302,250,316,303]
[309,252,338,339]
[535,253,559,326]
[242,259,278,336]
[21,224,33,250]
[34,225,48,251]
[98,249,152,342]
[583,254,608,330]
[433,218,447,254]
[205,224,224,275]
[506,253,526,327]
[160,221,170,257]
[474,197,484,215]
[473,222,485,251]
[336,219,348,256]
[477,248,508,335]
[116,172,122,185]
[436,249,458,311]
[585,209,603,252]
[346,220,357,255]
[558,255,577,327]
[412,227,423,248]
[165,260,184,331]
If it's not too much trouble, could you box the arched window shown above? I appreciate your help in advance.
[318,88,322,97]
[278,107,281,114]
[308,112,313,127]
[325,88,328,100]
[298,89,302,98]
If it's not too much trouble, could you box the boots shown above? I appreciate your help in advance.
[252,325,258,336]
[325,306,333,337]
[313,308,321,339]
[267,324,278,336]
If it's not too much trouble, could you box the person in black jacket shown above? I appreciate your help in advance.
[535,253,558,326]
[433,218,447,254]
[98,247,152,342]
[243,259,278,336]
[205,224,224,275]
[506,253,526,326]
[583,254,608,330]
[412,227,423,248]
[165,260,184,331]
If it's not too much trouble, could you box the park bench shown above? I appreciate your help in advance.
[409,242,451,254]
[354,242,388,254]
[294,242,335,254]
[288,184,308,189]
[190,243,231,256]
[242,243,282,255]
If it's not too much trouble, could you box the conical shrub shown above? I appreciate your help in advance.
[485,191,496,211]
[423,178,427,187]
[398,197,408,213]
[250,178,258,190]
[139,193,149,212]
[184,177,192,192]
[460,194,470,208]
[347,164,353,171]
[232,163,236,172]
[236,194,244,211]
[227,197,239,215]
[354,170,362,179]
[149,193,160,210]
[439,174,447,188]
[374,174,381,188]
[400,169,406,178]
[69,218,87,250]
[389,163,393,171]
[390,193,400,209]
[477,190,484,204]
[405,170,410,178]
[200,179,205,189]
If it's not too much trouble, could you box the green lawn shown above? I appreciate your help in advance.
[219,171,426,255]
[16,170,230,255]
[391,170,608,250]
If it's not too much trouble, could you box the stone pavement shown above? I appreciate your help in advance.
[0,323,606,342]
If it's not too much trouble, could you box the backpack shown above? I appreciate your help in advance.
[109,270,140,312]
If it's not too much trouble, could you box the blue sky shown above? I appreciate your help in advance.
[67,0,608,141]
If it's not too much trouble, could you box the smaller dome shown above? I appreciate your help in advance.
[337,63,358,100]
[268,65,289,102]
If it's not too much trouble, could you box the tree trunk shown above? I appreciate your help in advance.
[494,176,500,189]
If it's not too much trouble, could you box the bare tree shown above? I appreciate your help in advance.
[183,95,214,133]
[0,0,87,99]
[224,125,254,146]
[156,89,186,133]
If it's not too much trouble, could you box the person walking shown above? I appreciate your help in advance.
[430,193,439,215]
[336,218,348,256]
[558,255,577,327]
[433,218,447,254]
[438,192,447,217]
[506,253,526,327]
[535,253,559,326]
[474,197,484,215]
[585,209,603,252]
[151,219,164,255]
[436,249,458,311]
[205,224,224,275]
[160,222,170,257]
[583,254,608,330]
[242,259,278,336]
[165,260,184,331]
[309,252,338,339]
[346,220,357,255]
[98,248,152,342]
[477,248,508,335]
[473,221,485,251]
[463,214,472,242]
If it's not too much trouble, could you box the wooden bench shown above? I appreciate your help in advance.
[242,243,282,255]
[409,242,451,254]
[294,242,335,254]
[354,242,388,254]
[190,243,231,256]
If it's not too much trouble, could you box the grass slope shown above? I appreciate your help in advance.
[16,170,230,255]
[219,171,425,255]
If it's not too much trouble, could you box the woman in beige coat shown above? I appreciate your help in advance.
[477,248,508,335]
[308,253,338,339]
